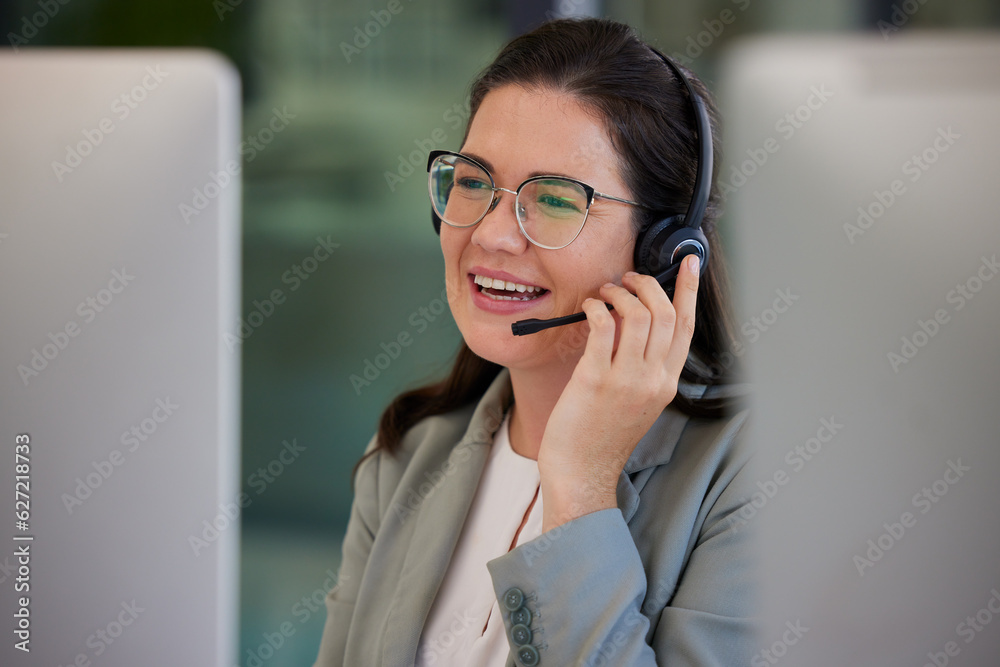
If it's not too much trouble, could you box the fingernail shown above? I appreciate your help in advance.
[687,255,700,274]
[603,282,616,289]
[624,271,638,278]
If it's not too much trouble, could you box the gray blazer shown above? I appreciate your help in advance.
[314,368,756,666]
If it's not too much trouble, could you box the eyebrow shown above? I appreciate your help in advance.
[462,150,580,182]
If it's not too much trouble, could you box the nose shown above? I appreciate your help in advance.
[472,187,528,254]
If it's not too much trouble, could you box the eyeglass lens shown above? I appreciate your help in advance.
[429,154,589,249]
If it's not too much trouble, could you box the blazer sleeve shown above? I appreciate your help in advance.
[313,437,381,667]
[486,509,658,666]
[485,460,755,666]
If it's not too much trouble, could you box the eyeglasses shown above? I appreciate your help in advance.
[426,149,645,250]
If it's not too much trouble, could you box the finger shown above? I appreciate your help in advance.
[622,271,677,363]
[663,254,700,378]
[598,281,651,365]
[577,297,616,375]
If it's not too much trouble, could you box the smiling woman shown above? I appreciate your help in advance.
[315,17,755,667]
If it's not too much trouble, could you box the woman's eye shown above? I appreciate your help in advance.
[456,177,491,191]
[536,193,581,213]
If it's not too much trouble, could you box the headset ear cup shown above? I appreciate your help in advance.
[635,215,710,291]
[635,215,685,275]
[431,208,441,235]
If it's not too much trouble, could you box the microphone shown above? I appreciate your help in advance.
[511,264,681,336]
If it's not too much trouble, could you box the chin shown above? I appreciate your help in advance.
[459,321,521,367]
[460,318,588,371]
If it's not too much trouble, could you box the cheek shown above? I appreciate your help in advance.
[571,235,635,288]
[440,228,472,293]
[439,228,462,269]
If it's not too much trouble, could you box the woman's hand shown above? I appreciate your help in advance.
[537,255,701,532]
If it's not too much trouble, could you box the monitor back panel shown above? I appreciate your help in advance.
[720,34,1000,666]
[0,50,241,666]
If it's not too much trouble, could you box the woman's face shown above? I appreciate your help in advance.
[441,84,637,371]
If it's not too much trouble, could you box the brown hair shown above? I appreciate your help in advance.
[365,17,742,463]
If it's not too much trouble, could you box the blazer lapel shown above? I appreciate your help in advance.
[616,380,714,523]
[381,370,513,666]
[616,381,747,523]
[616,406,689,523]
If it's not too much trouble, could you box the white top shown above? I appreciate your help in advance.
[416,411,544,666]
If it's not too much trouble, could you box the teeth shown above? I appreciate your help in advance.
[485,293,531,301]
[473,274,543,294]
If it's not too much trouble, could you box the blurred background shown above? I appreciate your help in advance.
[2,0,998,664]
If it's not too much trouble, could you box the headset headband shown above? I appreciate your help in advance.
[645,48,714,231]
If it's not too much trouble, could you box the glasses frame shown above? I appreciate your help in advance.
[427,149,646,250]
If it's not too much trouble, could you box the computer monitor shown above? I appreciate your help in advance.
[0,50,241,666]
[720,34,1000,665]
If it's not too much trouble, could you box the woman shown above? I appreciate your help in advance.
[315,17,754,667]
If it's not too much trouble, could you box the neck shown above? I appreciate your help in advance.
[507,361,576,460]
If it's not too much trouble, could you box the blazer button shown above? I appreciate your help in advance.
[503,587,525,612]
[510,606,531,627]
[511,623,532,646]
[516,644,539,667]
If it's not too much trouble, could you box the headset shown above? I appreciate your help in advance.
[430,47,713,336]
